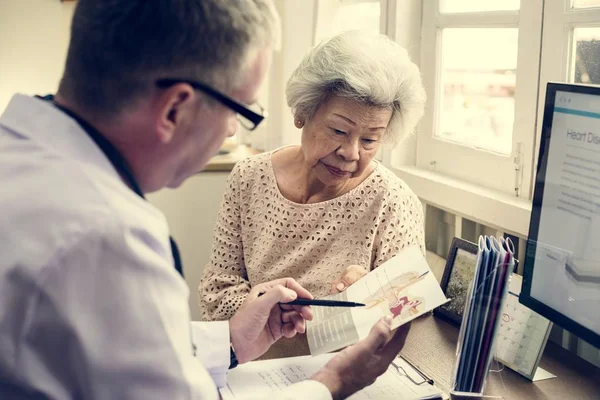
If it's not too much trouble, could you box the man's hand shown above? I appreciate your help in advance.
[310,317,411,400]
[229,278,314,364]
[330,265,369,294]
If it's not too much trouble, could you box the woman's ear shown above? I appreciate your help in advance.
[155,84,195,144]
[294,117,305,129]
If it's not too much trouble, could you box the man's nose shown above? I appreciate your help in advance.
[228,118,239,137]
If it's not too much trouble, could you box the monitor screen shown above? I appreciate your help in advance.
[520,82,600,348]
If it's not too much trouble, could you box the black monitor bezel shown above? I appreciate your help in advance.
[520,82,600,348]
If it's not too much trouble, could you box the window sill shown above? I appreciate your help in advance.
[199,145,262,173]
[391,165,532,237]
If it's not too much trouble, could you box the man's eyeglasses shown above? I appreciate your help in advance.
[155,78,267,131]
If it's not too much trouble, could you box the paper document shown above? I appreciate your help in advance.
[219,353,446,400]
[307,246,450,355]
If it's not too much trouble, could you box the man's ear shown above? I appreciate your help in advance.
[155,84,195,144]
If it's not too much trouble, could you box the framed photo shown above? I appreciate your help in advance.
[434,237,479,327]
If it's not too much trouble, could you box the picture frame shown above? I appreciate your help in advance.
[434,237,479,327]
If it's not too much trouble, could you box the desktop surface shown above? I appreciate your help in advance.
[400,315,600,399]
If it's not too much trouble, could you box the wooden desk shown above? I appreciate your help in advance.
[200,145,261,172]
[400,316,600,399]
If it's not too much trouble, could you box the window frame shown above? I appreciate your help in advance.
[414,0,543,197]
[535,1,600,197]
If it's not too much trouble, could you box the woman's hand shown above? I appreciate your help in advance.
[330,265,369,294]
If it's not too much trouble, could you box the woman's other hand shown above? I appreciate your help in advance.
[330,265,369,294]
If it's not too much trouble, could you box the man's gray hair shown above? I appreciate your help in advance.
[286,31,426,146]
[59,0,280,115]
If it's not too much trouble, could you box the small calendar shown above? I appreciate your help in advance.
[494,274,553,380]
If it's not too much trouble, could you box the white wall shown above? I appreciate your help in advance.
[267,0,316,149]
[0,0,75,112]
[387,0,422,166]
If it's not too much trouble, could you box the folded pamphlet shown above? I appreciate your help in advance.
[307,245,450,355]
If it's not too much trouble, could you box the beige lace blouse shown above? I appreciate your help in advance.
[198,150,425,356]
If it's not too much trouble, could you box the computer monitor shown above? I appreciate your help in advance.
[520,82,600,348]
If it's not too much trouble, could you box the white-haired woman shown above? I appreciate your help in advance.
[199,30,426,358]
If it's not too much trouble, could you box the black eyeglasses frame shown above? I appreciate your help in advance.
[155,78,265,131]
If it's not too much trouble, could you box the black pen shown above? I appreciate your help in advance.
[417,270,430,279]
[285,298,365,307]
[257,293,365,307]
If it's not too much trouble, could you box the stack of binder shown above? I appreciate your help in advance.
[452,235,516,395]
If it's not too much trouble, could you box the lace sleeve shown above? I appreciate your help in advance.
[372,189,425,268]
[198,165,250,321]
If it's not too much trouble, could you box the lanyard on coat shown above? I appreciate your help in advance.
[37,95,184,277]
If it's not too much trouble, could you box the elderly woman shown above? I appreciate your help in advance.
[199,30,426,357]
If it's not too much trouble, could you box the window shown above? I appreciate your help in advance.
[536,1,600,183]
[439,0,520,13]
[437,27,518,155]
[573,0,600,8]
[540,1,600,86]
[573,27,600,85]
[413,0,543,196]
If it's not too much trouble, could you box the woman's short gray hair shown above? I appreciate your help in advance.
[286,31,426,146]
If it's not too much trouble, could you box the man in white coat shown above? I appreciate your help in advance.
[0,1,410,399]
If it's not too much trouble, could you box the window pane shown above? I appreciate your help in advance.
[572,0,600,9]
[314,1,380,44]
[440,0,519,13]
[437,28,518,155]
[572,28,600,84]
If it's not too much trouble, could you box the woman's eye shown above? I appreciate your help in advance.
[333,129,346,135]
[362,138,377,144]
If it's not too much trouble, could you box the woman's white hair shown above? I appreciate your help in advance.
[286,30,426,146]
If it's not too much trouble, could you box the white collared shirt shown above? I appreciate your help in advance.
[0,95,331,400]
